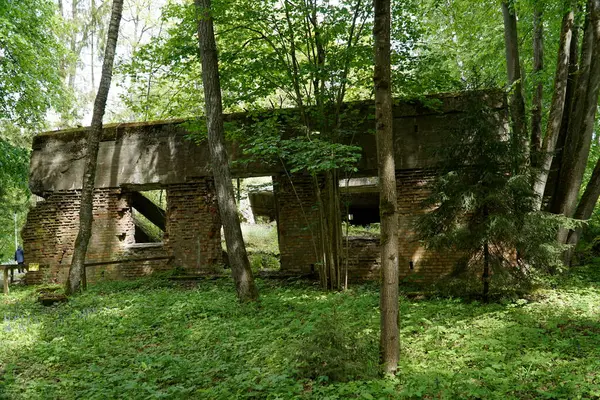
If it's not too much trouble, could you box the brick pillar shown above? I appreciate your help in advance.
[273,174,320,274]
[396,169,458,281]
[165,178,222,272]
[22,188,135,284]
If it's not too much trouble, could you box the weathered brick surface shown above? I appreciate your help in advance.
[22,188,139,284]
[273,174,321,274]
[23,172,457,284]
[396,169,460,281]
[275,169,459,282]
[23,178,223,284]
[85,244,170,282]
[164,178,223,272]
[344,237,380,280]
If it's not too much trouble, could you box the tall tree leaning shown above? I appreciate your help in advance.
[374,0,399,375]
[532,3,575,210]
[501,0,528,165]
[562,0,600,251]
[551,0,600,243]
[530,2,544,162]
[195,0,259,302]
[66,0,124,295]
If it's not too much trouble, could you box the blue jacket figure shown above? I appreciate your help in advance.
[15,246,24,273]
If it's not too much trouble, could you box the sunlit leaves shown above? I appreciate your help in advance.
[0,0,66,127]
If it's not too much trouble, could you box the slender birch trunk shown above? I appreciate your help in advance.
[531,6,544,163]
[66,0,124,295]
[502,1,529,165]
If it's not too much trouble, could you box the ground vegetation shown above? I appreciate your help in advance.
[1,266,600,398]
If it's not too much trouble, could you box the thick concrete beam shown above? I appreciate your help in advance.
[30,92,506,195]
[130,192,166,231]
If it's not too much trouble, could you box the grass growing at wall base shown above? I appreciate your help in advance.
[1,266,600,399]
[224,222,280,272]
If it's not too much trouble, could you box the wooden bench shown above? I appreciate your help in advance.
[1,264,27,295]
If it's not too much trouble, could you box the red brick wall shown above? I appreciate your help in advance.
[273,174,321,274]
[22,188,142,284]
[23,180,225,284]
[273,169,460,282]
[85,244,170,282]
[396,169,460,282]
[344,237,380,280]
[164,178,223,272]
[23,171,459,284]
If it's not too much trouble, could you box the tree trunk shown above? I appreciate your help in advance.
[374,0,399,375]
[195,0,259,302]
[551,0,600,228]
[68,0,79,91]
[544,21,580,204]
[531,6,544,163]
[564,156,600,257]
[575,158,600,223]
[66,0,124,295]
[502,1,529,164]
[533,7,575,209]
[314,175,329,289]
[325,170,342,290]
[313,171,343,291]
[91,0,96,90]
[483,239,490,303]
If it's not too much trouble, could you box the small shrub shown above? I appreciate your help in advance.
[296,306,378,382]
[249,252,280,272]
[572,234,600,266]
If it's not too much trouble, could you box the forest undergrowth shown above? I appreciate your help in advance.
[1,265,600,399]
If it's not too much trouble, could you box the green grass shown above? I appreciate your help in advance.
[1,267,600,399]
[240,222,279,255]
[224,223,280,272]
[222,223,279,255]
[346,222,380,238]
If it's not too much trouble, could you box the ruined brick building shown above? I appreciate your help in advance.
[23,92,505,284]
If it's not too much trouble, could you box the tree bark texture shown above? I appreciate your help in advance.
[565,157,600,255]
[531,6,544,163]
[374,0,399,375]
[502,1,529,164]
[68,0,79,90]
[195,0,259,302]
[533,7,575,210]
[544,22,580,203]
[325,170,342,290]
[66,0,124,295]
[551,0,600,227]
[483,241,490,302]
[575,158,600,223]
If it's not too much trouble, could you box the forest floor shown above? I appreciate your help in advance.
[1,266,600,399]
